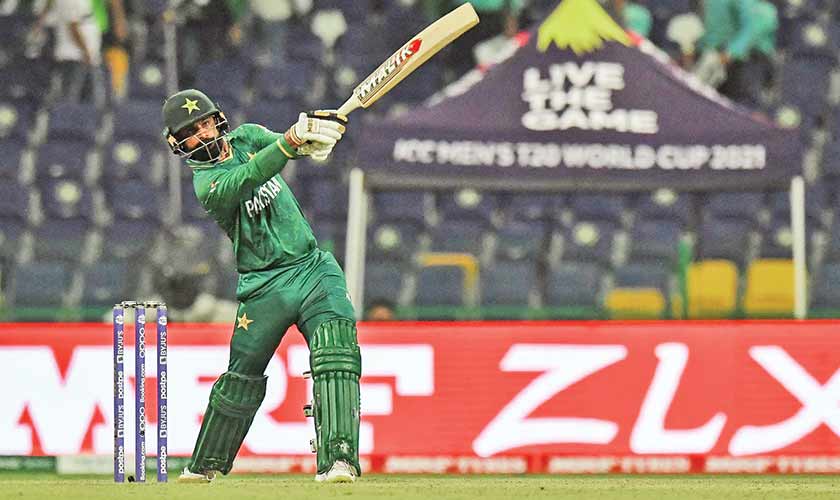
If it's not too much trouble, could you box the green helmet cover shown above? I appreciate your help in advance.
[162,88,221,136]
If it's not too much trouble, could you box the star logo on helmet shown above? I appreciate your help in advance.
[182,98,200,115]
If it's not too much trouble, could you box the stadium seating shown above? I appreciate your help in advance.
[766,189,825,228]
[101,218,159,260]
[634,189,694,227]
[107,183,164,221]
[779,56,832,117]
[32,219,93,263]
[373,191,429,226]
[113,100,167,141]
[413,265,469,319]
[542,261,603,318]
[367,221,423,262]
[46,102,99,143]
[334,26,389,90]
[324,1,371,25]
[35,140,92,182]
[697,217,753,269]
[480,259,538,318]
[493,220,546,262]
[614,262,671,294]
[557,221,617,267]
[438,189,498,224]
[213,266,239,301]
[0,182,31,221]
[569,193,626,225]
[786,19,837,60]
[0,97,37,142]
[107,137,167,187]
[313,220,347,261]
[821,139,840,186]
[0,219,26,261]
[627,219,682,266]
[0,139,26,180]
[9,261,73,318]
[194,58,250,105]
[605,288,666,319]
[606,262,673,319]
[703,192,764,226]
[295,158,341,181]
[242,97,302,132]
[743,259,795,317]
[181,182,209,221]
[499,193,564,222]
[128,60,169,100]
[79,261,132,314]
[1,0,837,320]
[364,260,407,306]
[429,219,489,255]
[175,221,224,264]
[284,24,326,63]
[306,178,349,221]
[0,57,50,101]
[810,262,840,317]
[823,218,840,262]
[685,260,739,318]
[40,179,95,222]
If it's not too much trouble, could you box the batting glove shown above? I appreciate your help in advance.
[285,111,348,161]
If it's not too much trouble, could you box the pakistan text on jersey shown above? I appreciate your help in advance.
[245,177,283,218]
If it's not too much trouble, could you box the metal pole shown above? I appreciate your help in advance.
[163,3,182,225]
[790,176,807,319]
[344,168,368,318]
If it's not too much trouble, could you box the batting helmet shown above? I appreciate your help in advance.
[162,89,230,163]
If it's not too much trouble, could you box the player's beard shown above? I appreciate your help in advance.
[189,136,226,163]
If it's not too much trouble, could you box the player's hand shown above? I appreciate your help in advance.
[285,111,348,162]
[285,111,347,147]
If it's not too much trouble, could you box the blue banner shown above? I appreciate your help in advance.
[355,8,802,191]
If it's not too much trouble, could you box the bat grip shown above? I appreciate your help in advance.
[336,95,362,117]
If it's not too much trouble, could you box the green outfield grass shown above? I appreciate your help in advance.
[0,474,838,500]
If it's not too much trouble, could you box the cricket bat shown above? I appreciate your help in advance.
[335,3,479,116]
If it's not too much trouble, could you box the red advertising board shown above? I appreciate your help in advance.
[1,320,839,473]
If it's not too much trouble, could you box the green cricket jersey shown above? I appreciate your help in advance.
[188,123,317,272]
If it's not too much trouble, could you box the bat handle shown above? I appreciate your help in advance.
[297,96,359,151]
[336,95,362,117]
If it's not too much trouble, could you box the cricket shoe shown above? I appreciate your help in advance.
[314,460,356,483]
[177,466,217,483]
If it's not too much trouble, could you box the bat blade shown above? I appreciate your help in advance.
[336,3,480,116]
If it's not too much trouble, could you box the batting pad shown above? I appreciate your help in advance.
[310,319,362,476]
[188,372,267,475]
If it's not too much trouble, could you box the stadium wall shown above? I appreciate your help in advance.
[1,321,839,474]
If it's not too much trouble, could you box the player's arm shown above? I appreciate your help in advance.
[198,112,346,210]
[239,123,284,150]
[244,111,348,152]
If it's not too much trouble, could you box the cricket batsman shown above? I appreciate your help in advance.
[161,89,361,483]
